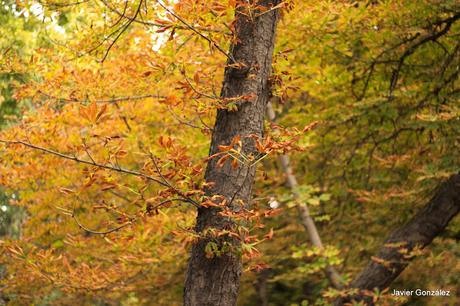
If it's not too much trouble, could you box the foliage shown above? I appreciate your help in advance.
[0,0,459,305]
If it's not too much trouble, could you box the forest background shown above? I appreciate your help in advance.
[0,0,459,305]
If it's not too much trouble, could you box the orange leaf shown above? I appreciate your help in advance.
[264,228,274,240]
[59,187,75,194]
[95,104,108,122]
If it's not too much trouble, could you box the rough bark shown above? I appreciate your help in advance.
[336,173,460,305]
[266,102,343,289]
[184,2,281,306]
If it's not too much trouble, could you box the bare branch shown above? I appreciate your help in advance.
[100,0,144,62]
[389,12,460,96]
[99,0,228,34]
[38,0,91,8]
[37,90,167,104]
[266,101,344,289]
[72,211,132,235]
[0,139,169,187]
[149,197,193,211]
[166,105,212,131]
[181,68,220,100]
[155,0,235,63]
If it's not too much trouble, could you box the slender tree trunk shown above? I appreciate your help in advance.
[336,173,460,305]
[184,2,281,305]
[255,269,270,306]
[266,102,343,289]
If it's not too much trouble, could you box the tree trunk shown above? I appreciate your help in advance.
[267,102,343,289]
[336,173,460,305]
[184,2,281,306]
[255,269,270,306]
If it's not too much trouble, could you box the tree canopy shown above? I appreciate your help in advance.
[0,1,459,305]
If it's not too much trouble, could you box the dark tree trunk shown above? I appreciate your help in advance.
[336,173,460,305]
[184,1,281,306]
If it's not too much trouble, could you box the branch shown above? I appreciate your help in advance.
[181,68,220,99]
[155,0,235,63]
[148,154,200,207]
[100,0,144,62]
[39,0,90,8]
[0,139,204,233]
[99,0,228,34]
[389,12,460,96]
[0,139,169,187]
[71,197,192,235]
[149,197,193,211]
[2,140,201,208]
[266,102,344,289]
[72,212,133,235]
[335,173,460,305]
[166,105,212,131]
[37,90,167,104]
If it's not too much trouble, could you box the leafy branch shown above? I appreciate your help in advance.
[0,140,199,209]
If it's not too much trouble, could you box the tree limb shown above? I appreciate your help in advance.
[336,173,460,305]
[266,102,343,289]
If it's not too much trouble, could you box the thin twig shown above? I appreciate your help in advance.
[101,0,144,62]
[72,212,132,235]
[149,197,193,210]
[0,139,169,188]
[38,0,90,8]
[99,0,228,34]
[37,90,167,104]
[166,105,210,130]
[156,0,235,63]
[181,68,219,99]
[149,153,200,207]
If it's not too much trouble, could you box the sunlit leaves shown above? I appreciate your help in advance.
[1,0,459,305]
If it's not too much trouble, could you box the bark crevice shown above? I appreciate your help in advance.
[184,2,281,306]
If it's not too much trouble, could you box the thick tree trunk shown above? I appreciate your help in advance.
[336,173,460,305]
[184,2,281,305]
